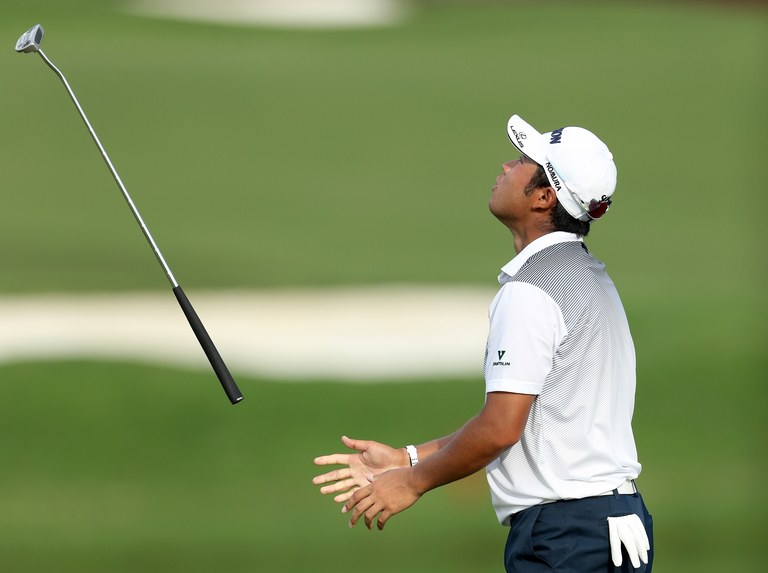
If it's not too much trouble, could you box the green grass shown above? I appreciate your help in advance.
[0,1,766,572]
[0,357,764,573]
[1,1,766,293]
[0,361,500,573]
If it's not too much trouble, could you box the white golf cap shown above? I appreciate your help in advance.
[506,114,617,221]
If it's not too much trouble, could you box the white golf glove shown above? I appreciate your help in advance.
[607,514,650,569]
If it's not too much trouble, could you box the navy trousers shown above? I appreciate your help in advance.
[504,491,653,573]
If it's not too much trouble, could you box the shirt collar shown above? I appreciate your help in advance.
[498,232,582,284]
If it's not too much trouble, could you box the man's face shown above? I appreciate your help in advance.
[489,155,540,226]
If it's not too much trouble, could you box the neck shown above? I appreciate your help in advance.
[509,221,554,254]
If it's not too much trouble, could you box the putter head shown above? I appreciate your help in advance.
[15,24,44,53]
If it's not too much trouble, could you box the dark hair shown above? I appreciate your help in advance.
[524,161,591,237]
[522,160,549,195]
[551,201,590,236]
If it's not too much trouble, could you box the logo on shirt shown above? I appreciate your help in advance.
[493,350,510,367]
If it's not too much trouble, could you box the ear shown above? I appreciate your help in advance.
[532,186,558,212]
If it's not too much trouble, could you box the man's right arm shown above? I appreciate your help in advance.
[342,391,536,530]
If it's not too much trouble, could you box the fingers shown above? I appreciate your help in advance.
[348,497,386,530]
[363,501,382,529]
[376,510,392,531]
[313,469,366,502]
[342,482,399,531]
[342,435,371,452]
[319,477,356,495]
[628,515,650,564]
[353,502,394,531]
[343,485,382,530]
[316,436,399,530]
[312,467,351,486]
[607,515,650,568]
[619,521,641,568]
[313,453,351,467]
[314,433,367,466]
[341,487,381,529]
[343,486,367,515]
[333,489,358,503]
[608,517,622,566]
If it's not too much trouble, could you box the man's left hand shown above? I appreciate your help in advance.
[343,467,421,530]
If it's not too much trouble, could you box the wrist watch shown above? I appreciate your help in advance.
[405,444,419,466]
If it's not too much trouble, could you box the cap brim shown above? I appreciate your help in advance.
[506,115,547,164]
[507,115,590,222]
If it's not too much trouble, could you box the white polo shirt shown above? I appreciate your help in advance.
[484,232,641,524]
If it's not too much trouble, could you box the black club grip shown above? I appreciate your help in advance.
[173,285,244,405]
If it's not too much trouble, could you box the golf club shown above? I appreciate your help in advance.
[15,24,244,405]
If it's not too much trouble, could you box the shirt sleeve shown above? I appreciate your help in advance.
[485,281,566,395]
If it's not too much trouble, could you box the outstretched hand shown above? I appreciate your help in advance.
[313,436,407,503]
[343,467,421,530]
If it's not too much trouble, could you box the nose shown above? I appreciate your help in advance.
[501,160,514,174]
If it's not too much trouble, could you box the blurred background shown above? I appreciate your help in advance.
[1,0,766,571]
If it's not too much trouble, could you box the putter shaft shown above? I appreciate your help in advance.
[37,49,178,288]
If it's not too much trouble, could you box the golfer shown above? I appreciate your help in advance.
[313,114,654,572]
